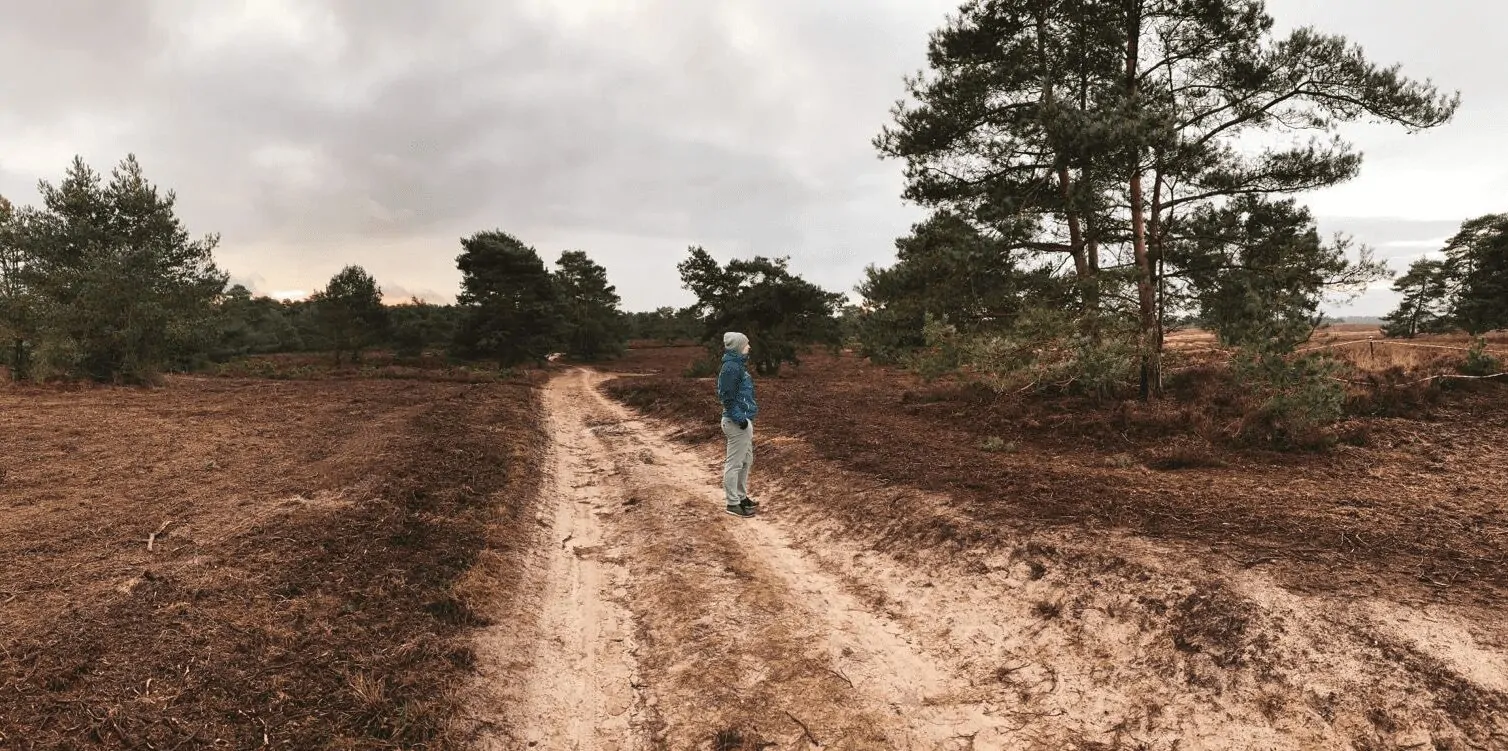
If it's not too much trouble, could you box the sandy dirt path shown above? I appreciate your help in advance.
[474,369,1508,750]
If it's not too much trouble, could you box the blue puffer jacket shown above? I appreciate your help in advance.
[717,351,758,424]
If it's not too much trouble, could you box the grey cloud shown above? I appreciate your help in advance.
[0,0,1497,317]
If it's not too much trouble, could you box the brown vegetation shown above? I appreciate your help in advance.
[0,375,546,749]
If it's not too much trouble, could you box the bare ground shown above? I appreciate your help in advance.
[7,355,1507,749]
[494,365,1508,749]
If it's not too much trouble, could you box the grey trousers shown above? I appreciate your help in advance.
[721,417,753,505]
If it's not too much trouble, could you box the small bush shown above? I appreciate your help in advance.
[1233,348,1347,450]
[684,355,720,378]
[1460,337,1504,377]
[902,315,965,381]
[978,436,1017,453]
[908,308,1140,399]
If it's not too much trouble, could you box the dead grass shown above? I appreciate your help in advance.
[207,350,546,384]
[0,376,546,749]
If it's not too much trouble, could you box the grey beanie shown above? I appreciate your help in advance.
[723,332,749,352]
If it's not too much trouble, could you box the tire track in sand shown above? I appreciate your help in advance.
[477,373,650,750]
[550,368,1032,749]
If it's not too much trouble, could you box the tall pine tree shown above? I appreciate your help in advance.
[553,250,626,362]
[878,0,1458,395]
[452,231,562,367]
[23,155,226,383]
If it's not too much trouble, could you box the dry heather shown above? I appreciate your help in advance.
[0,376,546,750]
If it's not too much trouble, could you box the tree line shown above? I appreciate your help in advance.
[0,155,846,382]
[0,158,638,382]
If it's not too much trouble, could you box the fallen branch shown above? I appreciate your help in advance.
[147,520,173,552]
[825,666,854,689]
[785,711,820,747]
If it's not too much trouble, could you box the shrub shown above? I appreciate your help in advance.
[902,315,965,381]
[1232,348,1347,449]
[1460,337,1504,377]
[393,321,428,361]
[920,308,1139,400]
[978,436,1017,453]
[684,355,720,378]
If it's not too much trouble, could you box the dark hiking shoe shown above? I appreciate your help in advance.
[739,497,759,509]
[725,504,756,518]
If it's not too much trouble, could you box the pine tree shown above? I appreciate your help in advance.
[1381,259,1452,338]
[553,250,626,361]
[1170,197,1386,349]
[24,155,226,383]
[452,231,562,367]
[1442,214,1508,335]
[0,196,34,380]
[678,247,844,375]
[879,0,1459,396]
[311,266,388,366]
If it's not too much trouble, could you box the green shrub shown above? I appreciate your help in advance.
[902,315,966,381]
[978,436,1017,453]
[684,355,720,378]
[925,308,1138,400]
[1460,337,1503,377]
[1233,348,1347,449]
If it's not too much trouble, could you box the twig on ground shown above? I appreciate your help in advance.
[825,666,854,689]
[785,711,820,747]
[1221,552,1277,568]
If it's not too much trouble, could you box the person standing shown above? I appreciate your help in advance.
[717,332,759,517]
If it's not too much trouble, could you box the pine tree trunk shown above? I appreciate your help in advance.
[1058,167,1089,281]
[10,337,24,382]
[1035,7,1091,291]
[1150,170,1167,361]
[1125,0,1160,399]
[1130,173,1159,399]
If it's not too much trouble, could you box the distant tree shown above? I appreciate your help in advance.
[387,298,458,360]
[624,307,700,343]
[677,246,844,375]
[1442,214,1508,335]
[1378,214,1508,338]
[310,265,388,366]
[452,231,562,366]
[282,299,327,352]
[211,285,304,359]
[857,210,1070,363]
[0,196,36,380]
[1168,197,1387,350]
[553,250,627,361]
[1381,259,1452,338]
[22,155,226,383]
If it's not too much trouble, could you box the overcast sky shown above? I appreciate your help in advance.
[1,1,1503,315]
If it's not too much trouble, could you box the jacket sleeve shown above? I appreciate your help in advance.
[717,362,748,422]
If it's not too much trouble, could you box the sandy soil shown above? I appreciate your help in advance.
[471,368,1508,749]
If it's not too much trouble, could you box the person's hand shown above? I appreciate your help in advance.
[737,419,749,430]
